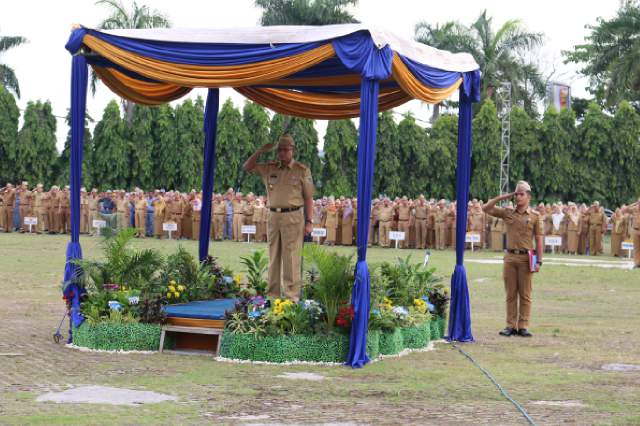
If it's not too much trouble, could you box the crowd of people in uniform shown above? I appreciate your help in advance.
[1,181,639,261]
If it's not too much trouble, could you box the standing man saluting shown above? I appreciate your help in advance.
[483,181,543,338]
[243,134,314,302]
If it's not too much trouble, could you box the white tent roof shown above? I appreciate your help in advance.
[99,24,479,73]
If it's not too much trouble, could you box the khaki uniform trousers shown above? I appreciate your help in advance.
[379,220,391,247]
[213,214,224,240]
[20,205,32,232]
[233,213,243,241]
[88,210,97,235]
[611,233,623,256]
[435,223,446,249]
[589,226,603,255]
[134,210,146,237]
[170,214,182,238]
[415,219,427,249]
[192,211,201,241]
[36,208,47,233]
[2,206,14,232]
[59,209,70,233]
[47,208,58,233]
[267,209,304,301]
[633,230,640,267]
[80,207,89,234]
[503,253,533,330]
[397,220,409,248]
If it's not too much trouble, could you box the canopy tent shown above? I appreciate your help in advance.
[64,24,480,367]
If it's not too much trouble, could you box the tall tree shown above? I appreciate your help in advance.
[565,3,640,106]
[285,117,321,183]
[256,0,358,25]
[508,106,539,192]
[321,119,357,196]
[93,100,131,189]
[242,101,271,194]
[0,30,27,98]
[14,101,58,185]
[215,98,249,192]
[397,113,428,197]
[0,86,19,184]
[534,106,575,201]
[373,111,400,197]
[470,99,500,200]
[573,103,613,203]
[128,105,155,189]
[93,0,171,121]
[174,97,204,191]
[610,101,640,205]
[152,104,178,190]
[425,114,457,200]
[58,111,94,189]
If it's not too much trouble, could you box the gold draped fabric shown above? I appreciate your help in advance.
[82,33,465,115]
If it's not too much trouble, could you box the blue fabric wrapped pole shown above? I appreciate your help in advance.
[198,88,220,261]
[447,70,480,343]
[346,78,379,368]
[63,55,89,341]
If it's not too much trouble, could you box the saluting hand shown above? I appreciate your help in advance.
[259,143,274,154]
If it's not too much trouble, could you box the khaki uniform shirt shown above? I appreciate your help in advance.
[415,204,428,220]
[484,206,543,251]
[397,205,410,221]
[378,205,394,222]
[250,160,314,208]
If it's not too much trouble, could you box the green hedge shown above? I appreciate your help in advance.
[379,328,404,355]
[429,317,446,340]
[219,332,350,362]
[401,321,431,349]
[73,322,167,351]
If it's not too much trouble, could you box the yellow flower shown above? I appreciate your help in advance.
[167,292,172,299]
[175,291,180,298]
[170,280,176,285]
[275,298,281,305]
[168,285,176,292]
[122,286,127,291]
[233,274,242,284]
[177,285,186,292]
[413,299,427,314]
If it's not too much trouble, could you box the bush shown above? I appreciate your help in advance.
[401,321,431,349]
[73,322,168,351]
[219,332,350,362]
[379,328,404,355]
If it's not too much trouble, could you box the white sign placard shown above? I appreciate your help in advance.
[24,217,38,225]
[465,233,481,243]
[545,236,562,246]
[92,219,107,229]
[621,241,634,251]
[311,228,327,237]
[389,231,406,241]
[163,222,178,231]
[241,225,256,234]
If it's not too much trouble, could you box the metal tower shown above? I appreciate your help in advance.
[497,82,512,196]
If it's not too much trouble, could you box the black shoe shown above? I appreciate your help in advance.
[499,327,517,336]
[518,329,532,337]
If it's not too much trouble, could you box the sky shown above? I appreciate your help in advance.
[1,0,620,151]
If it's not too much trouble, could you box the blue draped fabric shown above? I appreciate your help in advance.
[333,31,392,80]
[397,54,463,88]
[63,55,89,340]
[198,89,220,261]
[447,70,481,343]
[346,78,380,368]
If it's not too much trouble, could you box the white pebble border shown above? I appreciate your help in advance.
[66,343,155,355]
[66,340,443,364]
[213,340,442,367]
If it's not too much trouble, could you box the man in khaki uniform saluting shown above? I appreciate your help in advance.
[243,134,314,302]
[483,181,543,338]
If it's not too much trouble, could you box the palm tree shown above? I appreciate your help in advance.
[255,0,359,26]
[0,32,27,98]
[469,10,545,113]
[414,21,475,121]
[565,3,640,106]
[93,0,171,122]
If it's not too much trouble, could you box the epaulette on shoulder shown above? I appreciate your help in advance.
[294,161,309,170]
[529,208,540,216]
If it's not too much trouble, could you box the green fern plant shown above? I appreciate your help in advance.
[239,250,269,296]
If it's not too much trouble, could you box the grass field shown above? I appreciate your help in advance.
[0,233,639,425]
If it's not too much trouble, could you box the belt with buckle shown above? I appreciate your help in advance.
[507,249,529,255]
[270,206,302,213]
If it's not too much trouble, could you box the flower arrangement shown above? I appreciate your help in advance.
[166,280,187,302]
[335,304,354,329]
